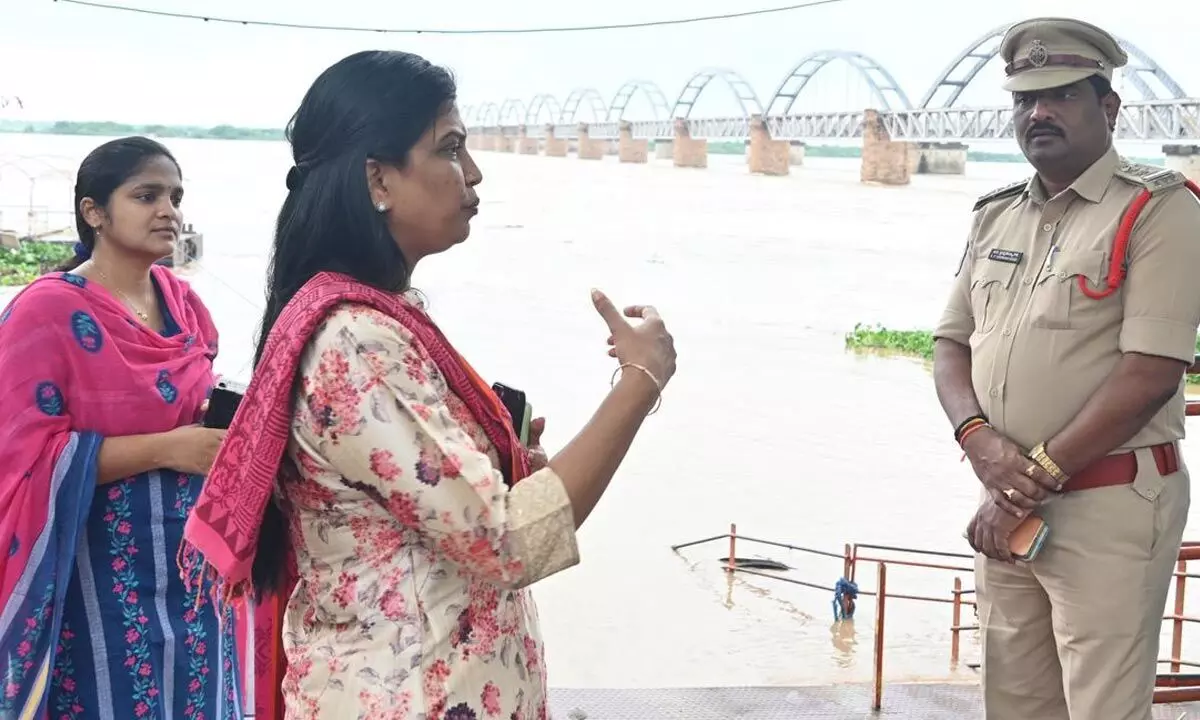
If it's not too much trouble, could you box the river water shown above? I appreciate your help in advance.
[2,133,1198,689]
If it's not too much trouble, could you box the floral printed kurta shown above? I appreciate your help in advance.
[280,299,579,720]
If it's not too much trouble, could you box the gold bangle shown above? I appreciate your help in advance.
[1030,442,1068,482]
[610,362,663,415]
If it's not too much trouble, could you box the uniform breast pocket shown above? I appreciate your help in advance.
[1029,249,1109,330]
[970,260,1019,334]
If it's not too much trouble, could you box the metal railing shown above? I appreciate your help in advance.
[1156,542,1200,703]
[672,526,981,711]
[675,514,1200,708]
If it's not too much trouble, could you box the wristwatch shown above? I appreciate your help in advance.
[1030,442,1068,483]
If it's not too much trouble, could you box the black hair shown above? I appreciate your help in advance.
[250,50,457,594]
[1087,74,1114,101]
[56,136,180,272]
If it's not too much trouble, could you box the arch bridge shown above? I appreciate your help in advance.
[464,21,1198,143]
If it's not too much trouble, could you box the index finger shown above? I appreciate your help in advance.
[988,487,1028,518]
[1004,473,1047,504]
[591,289,628,332]
[623,305,660,321]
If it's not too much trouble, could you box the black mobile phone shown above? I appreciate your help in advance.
[203,378,247,429]
[491,382,531,444]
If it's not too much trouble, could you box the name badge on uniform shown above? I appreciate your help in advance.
[988,248,1024,265]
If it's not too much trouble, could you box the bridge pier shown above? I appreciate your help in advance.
[909,142,968,175]
[480,133,499,152]
[543,124,568,157]
[1164,145,1200,182]
[747,114,789,176]
[577,123,606,160]
[496,134,514,153]
[618,121,649,163]
[516,126,539,155]
[789,142,806,167]
[673,118,707,169]
[861,109,911,185]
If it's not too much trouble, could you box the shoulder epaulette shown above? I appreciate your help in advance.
[1114,160,1185,194]
[973,179,1028,212]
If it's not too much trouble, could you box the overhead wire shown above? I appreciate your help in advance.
[52,0,850,35]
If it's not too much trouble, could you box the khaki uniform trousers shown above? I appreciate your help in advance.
[976,446,1190,720]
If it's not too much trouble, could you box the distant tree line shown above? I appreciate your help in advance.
[0,119,285,141]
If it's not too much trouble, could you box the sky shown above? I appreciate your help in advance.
[0,0,1195,128]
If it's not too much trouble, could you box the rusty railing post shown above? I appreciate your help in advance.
[849,543,859,583]
[951,577,962,666]
[843,543,853,579]
[872,562,887,711]
[1172,559,1187,673]
[727,523,737,573]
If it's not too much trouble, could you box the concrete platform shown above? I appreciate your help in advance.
[548,684,1200,719]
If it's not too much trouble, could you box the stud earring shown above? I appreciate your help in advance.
[375,202,387,213]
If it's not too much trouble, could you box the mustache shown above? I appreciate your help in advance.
[1027,122,1064,138]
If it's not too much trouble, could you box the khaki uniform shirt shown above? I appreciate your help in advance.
[935,146,1200,452]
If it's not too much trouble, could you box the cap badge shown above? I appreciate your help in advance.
[1028,40,1049,68]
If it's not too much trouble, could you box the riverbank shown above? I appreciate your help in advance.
[3,123,1033,161]
[0,122,1167,165]
[846,324,1200,384]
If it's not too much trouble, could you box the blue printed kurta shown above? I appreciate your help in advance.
[42,277,243,720]
[53,471,242,720]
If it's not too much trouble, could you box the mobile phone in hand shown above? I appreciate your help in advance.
[1009,515,1050,562]
[492,382,532,444]
[203,378,247,429]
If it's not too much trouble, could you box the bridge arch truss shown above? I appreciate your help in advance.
[920,23,1188,108]
[473,102,500,127]
[1114,37,1187,100]
[560,87,607,123]
[670,68,763,119]
[606,80,671,121]
[498,98,527,126]
[767,50,912,115]
[524,94,562,126]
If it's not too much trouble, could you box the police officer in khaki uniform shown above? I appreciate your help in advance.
[932,17,1200,720]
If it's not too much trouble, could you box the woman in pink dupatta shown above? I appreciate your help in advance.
[180,51,678,720]
[0,137,252,720]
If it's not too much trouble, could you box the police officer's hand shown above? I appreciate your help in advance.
[961,427,1061,516]
[965,496,1024,563]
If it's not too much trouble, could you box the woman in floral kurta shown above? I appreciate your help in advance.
[181,50,677,720]
[279,299,579,719]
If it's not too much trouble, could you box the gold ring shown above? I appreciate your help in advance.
[1024,464,1037,478]
[1003,488,1016,500]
